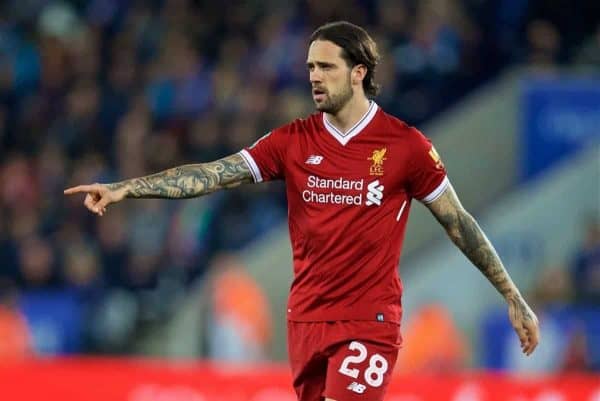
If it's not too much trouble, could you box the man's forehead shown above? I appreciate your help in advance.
[307,40,344,62]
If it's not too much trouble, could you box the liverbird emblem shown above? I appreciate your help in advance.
[368,148,387,176]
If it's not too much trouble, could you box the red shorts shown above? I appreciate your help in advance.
[287,320,401,401]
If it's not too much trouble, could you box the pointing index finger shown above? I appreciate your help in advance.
[64,185,94,195]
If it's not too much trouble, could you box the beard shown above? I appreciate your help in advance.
[314,76,354,115]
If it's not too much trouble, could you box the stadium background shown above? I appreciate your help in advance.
[0,0,598,400]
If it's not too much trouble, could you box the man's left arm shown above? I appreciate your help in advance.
[424,184,540,356]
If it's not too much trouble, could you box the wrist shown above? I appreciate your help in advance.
[503,288,522,302]
[120,182,134,199]
[106,181,131,199]
[119,185,131,199]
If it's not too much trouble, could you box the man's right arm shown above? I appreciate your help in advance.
[64,153,253,215]
[109,153,253,199]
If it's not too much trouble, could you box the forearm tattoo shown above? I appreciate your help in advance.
[426,187,517,299]
[106,154,253,199]
[507,293,535,323]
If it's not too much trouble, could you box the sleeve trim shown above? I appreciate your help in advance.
[420,176,450,204]
[238,149,263,183]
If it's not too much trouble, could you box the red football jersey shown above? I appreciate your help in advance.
[240,102,448,324]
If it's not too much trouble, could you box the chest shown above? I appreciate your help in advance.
[288,130,407,188]
[283,131,412,215]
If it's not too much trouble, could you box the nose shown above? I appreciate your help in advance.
[310,68,322,85]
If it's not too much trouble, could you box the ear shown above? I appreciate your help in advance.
[352,64,367,86]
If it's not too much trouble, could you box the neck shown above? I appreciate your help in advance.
[325,95,371,134]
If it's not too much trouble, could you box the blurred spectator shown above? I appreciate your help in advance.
[17,235,57,289]
[61,240,102,294]
[575,25,600,67]
[389,0,480,122]
[561,324,591,372]
[207,254,272,362]
[504,267,575,373]
[572,218,600,305]
[94,206,129,286]
[524,19,562,73]
[484,266,595,372]
[394,303,468,373]
[0,278,32,360]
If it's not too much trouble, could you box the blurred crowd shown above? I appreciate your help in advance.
[0,0,598,356]
[392,219,600,374]
[479,218,600,372]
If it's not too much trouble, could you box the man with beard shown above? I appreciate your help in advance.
[65,21,539,401]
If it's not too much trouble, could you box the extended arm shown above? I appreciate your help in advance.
[64,153,253,215]
[425,183,540,355]
[108,153,252,198]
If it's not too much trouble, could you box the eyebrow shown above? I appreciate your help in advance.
[306,61,336,68]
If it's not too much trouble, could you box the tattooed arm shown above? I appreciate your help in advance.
[425,183,540,355]
[64,153,253,215]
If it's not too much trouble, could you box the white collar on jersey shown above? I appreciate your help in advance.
[322,101,379,146]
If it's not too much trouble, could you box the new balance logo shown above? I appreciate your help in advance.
[305,155,324,165]
[347,382,367,394]
[365,180,384,206]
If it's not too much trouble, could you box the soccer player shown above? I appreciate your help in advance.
[65,21,539,401]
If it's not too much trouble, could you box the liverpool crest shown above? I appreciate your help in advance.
[368,148,387,176]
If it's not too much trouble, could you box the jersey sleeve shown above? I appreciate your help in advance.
[238,126,288,183]
[406,129,449,204]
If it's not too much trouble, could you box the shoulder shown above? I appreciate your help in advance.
[271,113,321,136]
[288,113,322,134]
[376,109,429,144]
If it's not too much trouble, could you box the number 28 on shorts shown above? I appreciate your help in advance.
[338,341,390,388]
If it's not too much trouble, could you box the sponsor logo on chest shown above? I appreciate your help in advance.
[302,175,385,206]
[301,148,389,207]
[301,148,388,207]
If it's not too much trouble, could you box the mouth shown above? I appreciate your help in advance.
[312,88,327,101]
